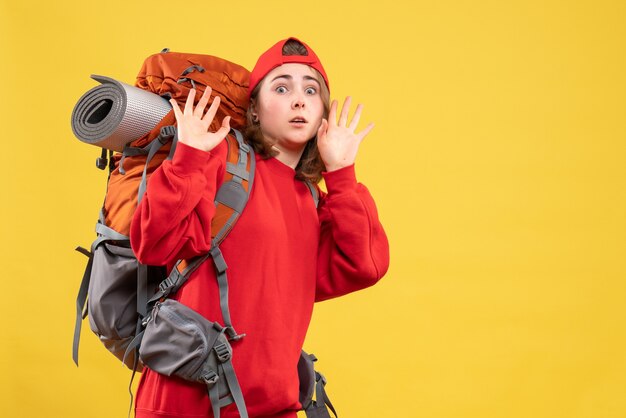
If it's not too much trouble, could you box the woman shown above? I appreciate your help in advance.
[130,37,390,418]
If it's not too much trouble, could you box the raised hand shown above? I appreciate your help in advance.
[170,87,231,152]
[316,96,374,172]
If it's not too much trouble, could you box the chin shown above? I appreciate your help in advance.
[277,135,315,151]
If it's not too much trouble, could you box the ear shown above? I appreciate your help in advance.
[247,99,259,122]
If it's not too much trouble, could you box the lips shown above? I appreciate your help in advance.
[289,117,308,124]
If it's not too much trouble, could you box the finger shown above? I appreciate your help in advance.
[222,115,231,131]
[169,99,183,121]
[357,122,375,142]
[214,116,231,139]
[184,88,197,115]
[338,96,352,127]
[193,86,212,118]
[202,95,221,125]
[328,100,338,126]
[348,103,364,131]
[317,118,328,142]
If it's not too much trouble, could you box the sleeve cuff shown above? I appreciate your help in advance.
[171,141,215,176]
[322,164,357,195]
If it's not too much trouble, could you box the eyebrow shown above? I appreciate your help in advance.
[270,74,321,86]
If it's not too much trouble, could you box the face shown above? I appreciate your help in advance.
[253,63,325,153]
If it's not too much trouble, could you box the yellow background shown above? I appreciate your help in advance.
[1,0,625,417]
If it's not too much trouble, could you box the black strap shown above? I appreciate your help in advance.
[314,372,337,418]
[137,263,148,317]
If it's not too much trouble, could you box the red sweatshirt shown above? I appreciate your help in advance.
[130,139,389,418]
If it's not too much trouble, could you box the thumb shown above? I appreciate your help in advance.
[215,116,231,139]
[317,118,328,142]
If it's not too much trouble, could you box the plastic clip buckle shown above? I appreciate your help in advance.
[315,371,327,385]
[141,313,152,327]
[177,77,197,89]
[214,343,231,363]
[96,157,107,170]
[159,125,176,142]
[202,369,219,385]
[158,276,175,293]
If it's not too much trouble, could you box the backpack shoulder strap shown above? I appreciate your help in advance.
[212,128,255,246]
[146,128,254,340]
[305,180,320,208]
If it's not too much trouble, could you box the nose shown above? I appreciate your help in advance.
[291,95,305,109]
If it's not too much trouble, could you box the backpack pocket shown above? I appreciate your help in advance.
[139,299,249,417]
[139,299,237,402]
[87,242,163,369]
[88,243,138,364]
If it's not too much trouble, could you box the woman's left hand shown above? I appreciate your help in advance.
[317,97,375,172]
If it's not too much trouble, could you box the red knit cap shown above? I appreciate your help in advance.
[248,37,329,99]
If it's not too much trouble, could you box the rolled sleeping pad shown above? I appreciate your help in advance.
[71,75,172,152]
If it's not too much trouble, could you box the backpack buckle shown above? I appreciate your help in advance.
[177,77,196,89]
[158,275,176,293]
[214,343,231,363]
[141,313,152,327]
[315,371,327,385]
[159,125,176,143]
[209,247,228,274]
[96,157,107,170]
[96,148,108,170]
[201,369,219,385]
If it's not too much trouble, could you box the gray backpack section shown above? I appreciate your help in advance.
[88,242,141,368]
[74,214,166,370]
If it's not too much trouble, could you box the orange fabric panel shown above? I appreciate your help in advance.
[136,51,250,133]
[103,51,251,238]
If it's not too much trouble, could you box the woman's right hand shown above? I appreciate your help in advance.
[169,87,231,152]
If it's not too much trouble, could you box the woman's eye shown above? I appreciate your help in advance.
[275,86,287,94]
[305,87,317,95]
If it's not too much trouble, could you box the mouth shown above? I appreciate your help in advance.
[289,117,308,124]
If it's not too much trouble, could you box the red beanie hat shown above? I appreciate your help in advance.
[248,37,329,99]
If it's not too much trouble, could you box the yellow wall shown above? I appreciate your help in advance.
[1,0,625,417]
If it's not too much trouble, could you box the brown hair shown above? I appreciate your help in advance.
[244,39,330,183]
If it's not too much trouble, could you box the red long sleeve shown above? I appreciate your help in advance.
[130,142,390,418]
[315,164,390,301]
[130,141,227,266]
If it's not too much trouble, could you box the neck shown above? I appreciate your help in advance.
[272,143,306,169]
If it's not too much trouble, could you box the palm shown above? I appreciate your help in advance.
[317,97,374,172]
[170,87,231,152]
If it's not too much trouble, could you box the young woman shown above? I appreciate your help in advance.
[130,37,390,418]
